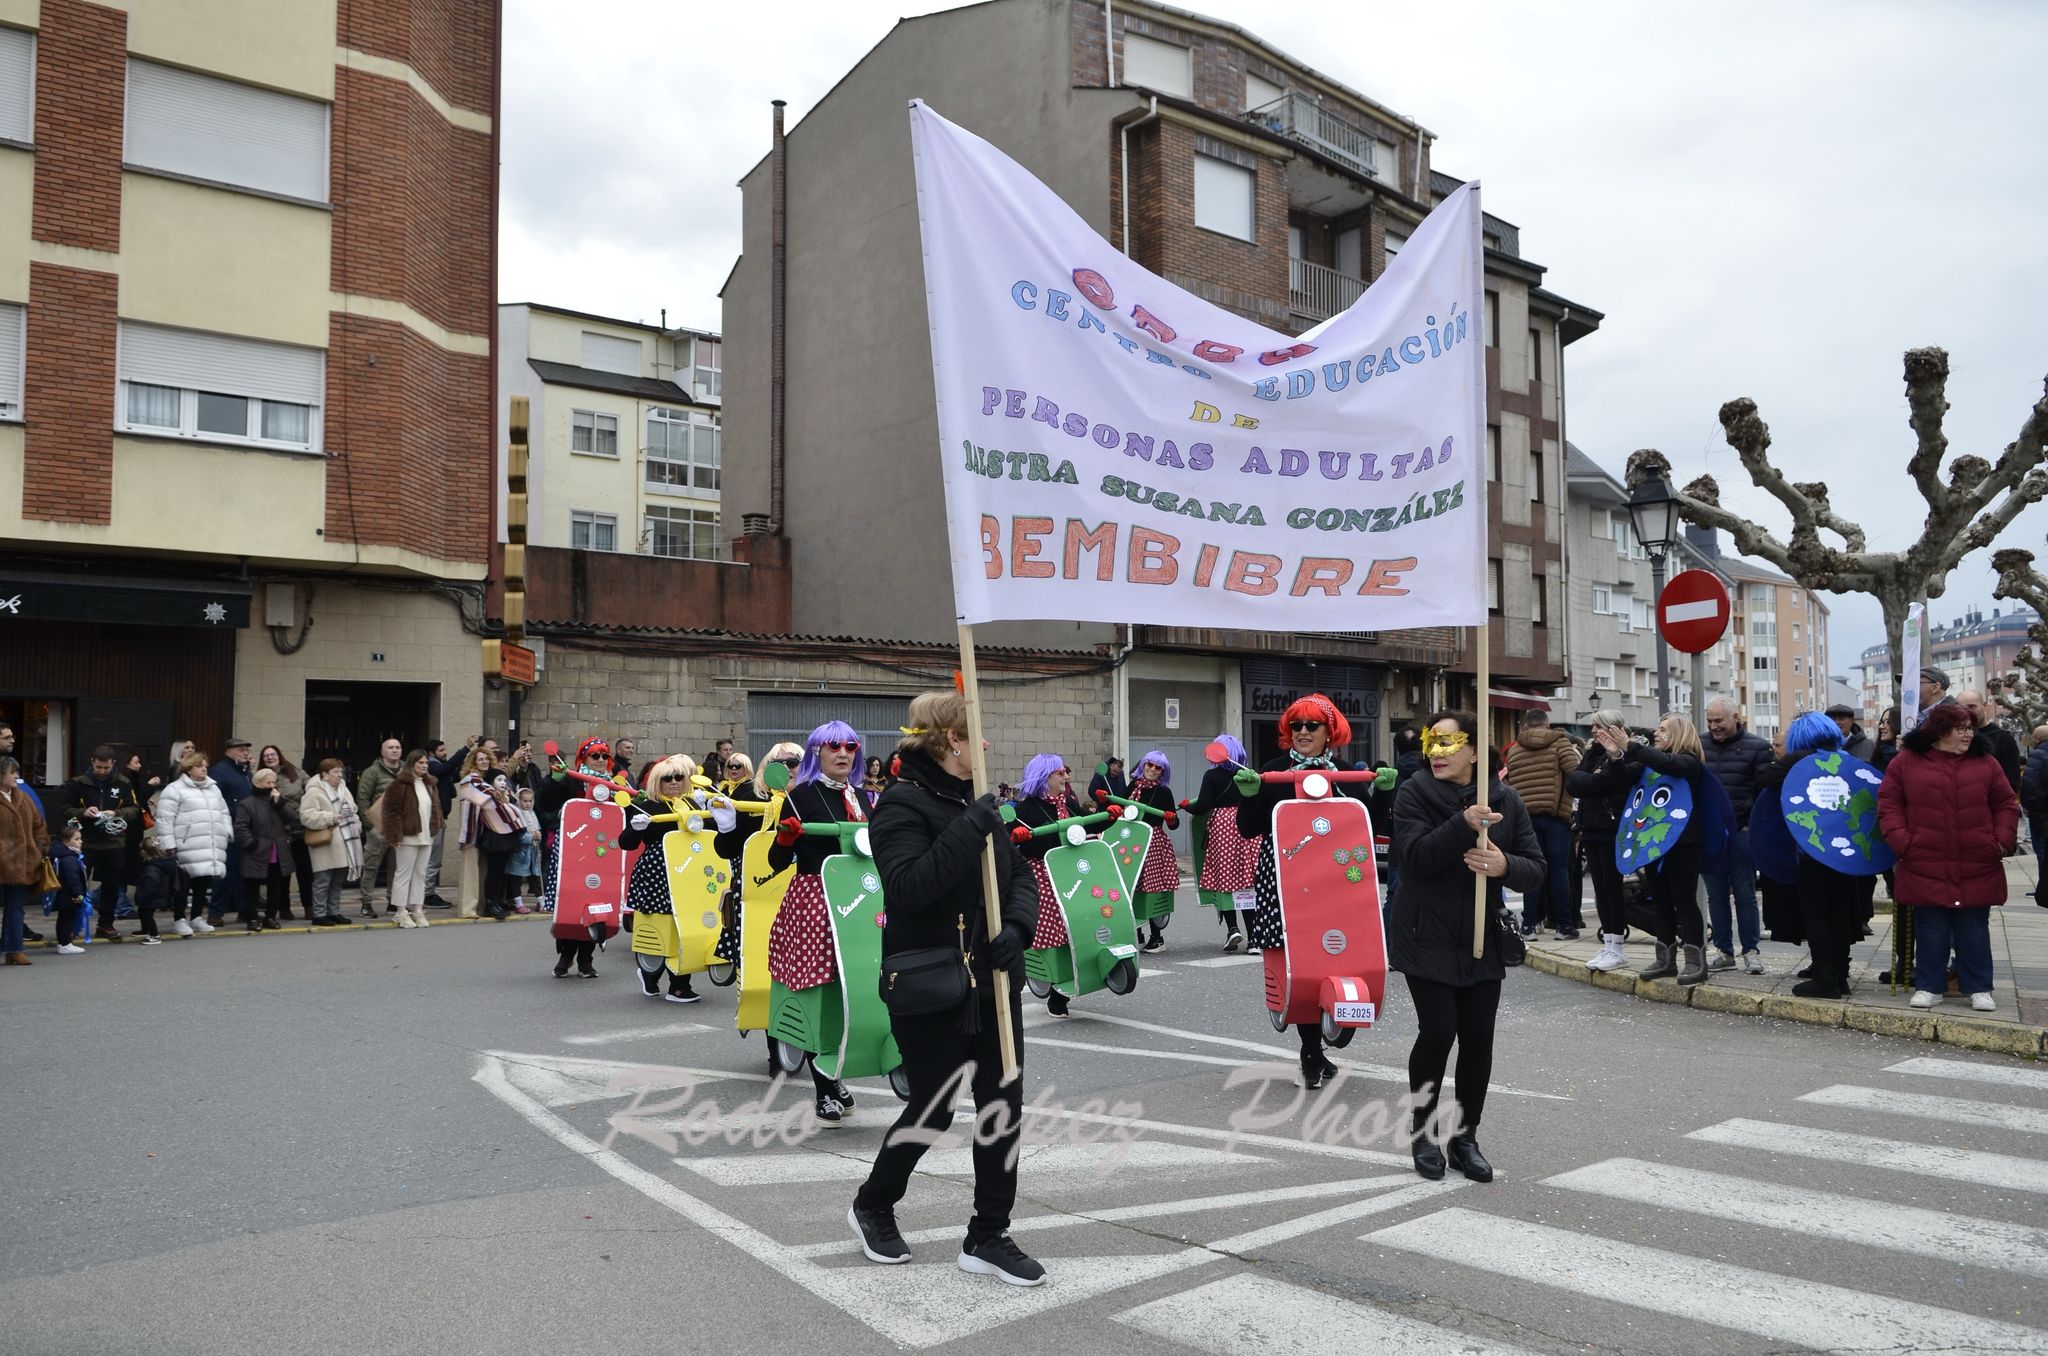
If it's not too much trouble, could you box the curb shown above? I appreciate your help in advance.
[16,910,549,949]
[1524,945,2045,1058]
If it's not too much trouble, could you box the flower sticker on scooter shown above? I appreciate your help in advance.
[1333,849,1352,864]
[1090,886,1105,898]
[1345,865,1365,883]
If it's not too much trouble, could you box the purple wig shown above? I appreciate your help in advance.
[794,720,862,788]
[1134,749,1171,783]
[1018,752,1067,801]
[1208,733,1246,766]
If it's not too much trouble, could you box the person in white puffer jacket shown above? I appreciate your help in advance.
[154,752,232,936]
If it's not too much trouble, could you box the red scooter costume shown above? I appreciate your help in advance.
[537,738,629,978]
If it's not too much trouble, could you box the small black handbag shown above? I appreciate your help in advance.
[878,912,974,1016]
[1494,906,1526,967]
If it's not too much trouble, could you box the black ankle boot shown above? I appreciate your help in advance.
[1410,1112,1445,1180]
[1446,1130,1494,1183]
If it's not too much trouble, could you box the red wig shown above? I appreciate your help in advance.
[1277,693,1352,752]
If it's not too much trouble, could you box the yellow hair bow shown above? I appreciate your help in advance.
[899,725,928,735]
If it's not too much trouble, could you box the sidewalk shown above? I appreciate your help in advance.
[1525,857,2048,1058]
[18,907,548,947]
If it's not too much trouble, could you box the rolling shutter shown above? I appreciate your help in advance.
[1121,34,1190,98]
[124,59,328,203]
[118,321,324,405]
[580,331,643,376]
[0,302,22,417]
[0,27,31,143]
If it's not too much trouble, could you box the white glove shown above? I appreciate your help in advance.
[690,789,711,808]
[629,811,652,832]
[709,796,737,834]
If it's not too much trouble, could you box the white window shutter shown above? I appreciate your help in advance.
[1244,73,1283,113]
[118,321,324,405]
[580,331,642,376]
[0,28,32,144]
[0,302,22,415]
[124,59,328,202]
[1122,34,1190,98]
[1192,154,1254,242]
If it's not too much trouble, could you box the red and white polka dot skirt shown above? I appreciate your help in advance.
[1199,812,1258,892]
[766,872,836,989]
[1030,858,1069,949]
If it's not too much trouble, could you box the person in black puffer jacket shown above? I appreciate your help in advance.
[1564,710,1637,973]
[850,691,1044,1289]
[1385,709,1545,1186]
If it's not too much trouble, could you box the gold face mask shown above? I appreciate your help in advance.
[1420,729,1471,759]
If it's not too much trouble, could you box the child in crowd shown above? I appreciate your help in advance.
[131,836,176,945]
[50,820,91,955]
[509,786,543,911]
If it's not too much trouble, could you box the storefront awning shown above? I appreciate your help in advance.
[1487,687,1555,713]
[0,571,251,629]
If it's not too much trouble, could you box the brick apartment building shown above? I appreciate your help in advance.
[0,0,496,782]
[723,0,1601,767]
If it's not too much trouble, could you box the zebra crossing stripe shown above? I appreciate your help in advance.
[1117,1272,1538,1356]
[1544,1157,2048,1278]
[1689,1118,2048,1194]
[1366,1206,2048,1353]
[1884,1055,2048,1094]
[1799,1083,2048,1136]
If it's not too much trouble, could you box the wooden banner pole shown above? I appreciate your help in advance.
[957,623,1020,1083]
[1473,620,1490,960]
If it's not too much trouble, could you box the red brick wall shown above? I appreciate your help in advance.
[324,313,490,563]
[338,0,494,114]
[30,0,126,254]
[22,262,118,524]
[503,540,794,636]
[330,66,493,338]
[1119,119,1289,328]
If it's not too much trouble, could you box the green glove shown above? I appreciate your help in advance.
[1233,767,1262,796]
[1374,766,1397,791]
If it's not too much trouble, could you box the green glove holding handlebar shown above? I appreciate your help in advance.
[1232,767,1261,796]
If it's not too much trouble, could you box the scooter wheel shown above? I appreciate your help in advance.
[1104,959,1139,995]
[704,961,737,987]
[1321,1010,1342,1044]
[1268,1007,1289,1033]
[635,953,665,975]
[771,1039,809,1076]
[1026,976,1050,999]
[888,1066,913,1102]
[1328,1025,1356,1049]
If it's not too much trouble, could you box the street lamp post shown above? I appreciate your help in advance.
[1628,469,1683,719]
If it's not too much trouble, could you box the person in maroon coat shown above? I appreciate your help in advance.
[1877,702,2017,1012]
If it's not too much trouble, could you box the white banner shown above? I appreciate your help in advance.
[1901,600,1926,728]
[908,100,1489,630]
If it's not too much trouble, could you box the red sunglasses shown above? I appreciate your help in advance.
[819,740,859,753]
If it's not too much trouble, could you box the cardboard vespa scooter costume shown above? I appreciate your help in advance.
[1013,805,1142,1002]
[539,738,631,977]
[730,760,796,1031]
[621,757,750,1002]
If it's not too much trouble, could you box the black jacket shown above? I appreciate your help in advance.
[232,793,294,880]
[616,792,668,852]
[1384,772,1544,988]
[1235,757,1368,840]
[1700,727,1772,826]
[1841,725,1875,761]
[61,772,141,855]
[1086,768,1129,802]
[869,747,1036,975]
[1980,722,2023,795]
[767,781,864,876]
[2021,743,2048,817]
[135,855,179,914]
[1009,792,1091,862]
[1184,764,1240,816]
[1619,743,1707,845]
[1563,742,1634,840]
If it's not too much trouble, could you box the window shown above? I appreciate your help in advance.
[1792,658,1802,674]
[1753,656,1775,671]
[115,321,323,452]
[1333,227,1362,281]
[1244,72,1284,113]
[1790,591,1802,606]
[1368,139,1399,182]
[1632,598,1652,630]
[1487,559,1502,614]
[1592,586,1612,615]
[1594,660,1615,690]
[645,406,720,495]
[570,511,617,552]
[570,410,618,458]
[1529,328,1543,386]
[0,301,21,420]
[0,27,31,144]
[1193,154,1254,242]
[645,504,720,560]
[1487,425,1501,482]
[1613,513,1639,559]
[1533,582,1547,626]
[580,331,641,376]
[1122,33,1192,98]
[1530,447,1544,503]
[1484,291,1498,348]
[1383,229,1407,261]
[692,337,722,402]
[124,59,328,202]
[1792,621,1801,641]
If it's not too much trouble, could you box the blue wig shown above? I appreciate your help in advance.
[795,721,862,788]
[1018,752,1066,801]
[1208,733,1246,766]
[1785,711,1843,755]
[1134,749,1172,783]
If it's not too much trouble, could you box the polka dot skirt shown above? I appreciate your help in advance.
[1030,858,1069,949]
[1199,812,1259,892]
[1246,837,1285,950]
[766,872,835,989]
[626,848,672,916]
[1137,827,1180,893]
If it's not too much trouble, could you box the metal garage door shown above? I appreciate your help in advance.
[744,693,917,771]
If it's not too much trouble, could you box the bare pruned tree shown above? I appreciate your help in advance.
[1626,347,2048,701]
[1990,548,2048,730]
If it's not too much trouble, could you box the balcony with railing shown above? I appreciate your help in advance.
[1246,92,1390,183]
[1289,257,1365,322]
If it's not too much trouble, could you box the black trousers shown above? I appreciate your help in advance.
[290,839,315,910]
[554,937,597,971]
[1796,858,1863,989]
[175,874,213,920]
[1584,836,1624,935]
[857,981,1024,1244]
[252,865,289,920]
[84,851,124,927]
[54,897,85,946]
[481,848,513,912]
[1648,838,1704,947]
[1404,974,1503,1131]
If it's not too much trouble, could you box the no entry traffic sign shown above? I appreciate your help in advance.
[1658,569,1731,653]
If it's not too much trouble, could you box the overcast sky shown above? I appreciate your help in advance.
[500,0,2048,666]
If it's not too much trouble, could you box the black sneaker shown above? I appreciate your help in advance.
[1047,990,1070,1018]
[848,1203,910,1265]
[834,1080,855,1109]
[816,1095,845,1125]
[425,895,454,910]
[1315,1054,1339,1082]
[577,966,599,979]
[1301,1060,1325,1091]
[958,1233,1045,1287]
[1140,934,1165,954]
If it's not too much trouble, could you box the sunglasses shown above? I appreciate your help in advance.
[1052,767,1070,776]
[775,756,801,768]
[659,773,687,783]
[818,740,859,753]
[1287,720,1325,734]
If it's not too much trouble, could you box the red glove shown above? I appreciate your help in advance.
[1010,824,1033,844]
[1092,788,1109,803]
[1165,812,1181,830]
[1177,798,1192,810]
[774,816,803,847]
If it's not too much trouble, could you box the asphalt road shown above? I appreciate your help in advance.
[3,909,2043,1355]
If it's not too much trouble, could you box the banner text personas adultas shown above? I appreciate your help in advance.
[908,100,1488,630]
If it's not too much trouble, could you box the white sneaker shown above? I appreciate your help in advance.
[1969,991,1996,1012]
[173,918,193,937]
[1908,990,1941,1009]
[191,917,216,934]
[1585,934,1627,972]
[1742,950,1764,975]
[138,935,163,946]
[1708,948,1737,972]
[56,943,84,955]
